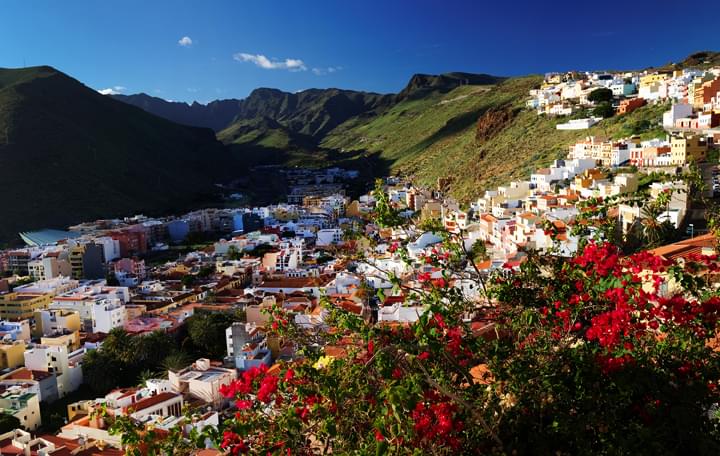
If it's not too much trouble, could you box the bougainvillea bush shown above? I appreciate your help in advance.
[110,202,720,455]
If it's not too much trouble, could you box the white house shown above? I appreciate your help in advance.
[663,103,693,128]
[0,381,42,430]
[316,229,344,247]
[168,358,237,405]
[50,284,129,333]
[23,345,84,398]
[377,304,425,323]
[556,117,601,130]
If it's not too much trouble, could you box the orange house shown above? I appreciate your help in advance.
[617,97,646,115]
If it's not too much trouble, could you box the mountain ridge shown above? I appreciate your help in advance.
[111,71,505,136]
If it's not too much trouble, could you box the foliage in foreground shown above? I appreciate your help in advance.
[109,212,720,455]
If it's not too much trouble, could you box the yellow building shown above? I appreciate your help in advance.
[420,201,442,220]
[0,292,52,321]
[68,245,86,280]
[0,341,27,369]
[670,133,708,165]
[573,168,605,189]
[41,331,80,352]
[639,73,668,88]
[67,399,95,421]
[33,309,82,338]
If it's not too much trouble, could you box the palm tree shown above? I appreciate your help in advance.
[640,198,675,248]
[161,351,193,372]
[136,369,163,387]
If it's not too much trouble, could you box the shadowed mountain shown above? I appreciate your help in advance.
[111,93,242,131]
[0,65,236,244]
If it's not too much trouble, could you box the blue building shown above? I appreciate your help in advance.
[167,220,190,243]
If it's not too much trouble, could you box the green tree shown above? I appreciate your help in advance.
[134,330,175,369]
[0,413,20,433]
[101,328,136,365]
[372,178,403,228]
[226,245,242,260]
[181,274,196,288]
[587,87,613,103]
[161,351,193,372]
[82,350,123,394]
[105,272,120,286]
[186,313,237,359]
[593,101,614,118]
[469,239,490,263]
[197,264,215,278]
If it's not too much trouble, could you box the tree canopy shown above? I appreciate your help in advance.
[593,101,615,118]
[588,87,613,103]
[186,312,240,360]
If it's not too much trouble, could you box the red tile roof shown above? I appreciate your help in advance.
[131,392,180,412]
[647,233,716,260]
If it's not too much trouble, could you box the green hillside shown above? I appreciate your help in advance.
[76,66,673,215]
[0,66,235,245]
[323,76,668,200]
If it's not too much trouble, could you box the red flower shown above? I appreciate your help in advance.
[374,429,385,441]
[431,278,448,288]
[295,405,310,422]
[256,374,279,403]
[235,399,253,410]
[418,351,431,361]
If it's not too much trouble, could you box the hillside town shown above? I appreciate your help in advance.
[1,63,720,454]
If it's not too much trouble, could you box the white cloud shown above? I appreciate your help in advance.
[178,36,193,47]
[233,52,307,71]
[312,66,342,76]
[98,86,126,95]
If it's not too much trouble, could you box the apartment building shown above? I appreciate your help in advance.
[0,381,41,430]
[23,344,84,398]
[0,292,52,321]
[0,341,27,369]
[670,133,708,165]
[50,283,129,333]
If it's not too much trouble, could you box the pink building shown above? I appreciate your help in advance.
[112,257,146,279]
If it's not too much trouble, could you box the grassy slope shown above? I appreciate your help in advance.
[323,76,668,201]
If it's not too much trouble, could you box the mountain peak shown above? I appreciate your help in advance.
[397,72,505,100]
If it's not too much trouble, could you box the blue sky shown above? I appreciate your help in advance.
[1,0,719,103]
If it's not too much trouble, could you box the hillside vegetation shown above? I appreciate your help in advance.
[324,76,667,200]
[116,68,669,207]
